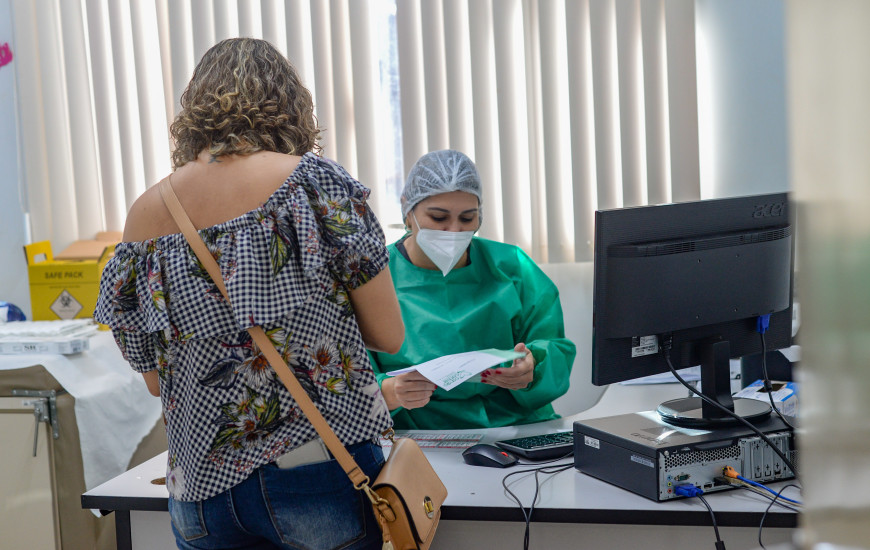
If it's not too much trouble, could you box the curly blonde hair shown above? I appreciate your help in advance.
[170,38,322,169]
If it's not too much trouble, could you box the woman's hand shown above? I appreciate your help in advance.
[382,371,437,411]
[480,342,536,390]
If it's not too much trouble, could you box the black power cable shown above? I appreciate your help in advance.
[660,340,798,476]
[675,485,726,548]
[501,456,574,550]
[759,331,796,430]
[697,493,726,550]
[660,320,800,550]
[757,483,802,549]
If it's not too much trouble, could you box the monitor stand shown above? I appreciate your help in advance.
[656,337,771,428]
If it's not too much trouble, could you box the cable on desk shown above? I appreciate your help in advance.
[720,467,802,511]
[501,460,574,550]
[719,467,801,549]
[659,336,798,476]
[757,326,796,430]
[757,483,802,550]
[723,466,803,506]
[715,476,801,513]
[674,485,726,550]
[743,485,801,513]
[515,448,574,467]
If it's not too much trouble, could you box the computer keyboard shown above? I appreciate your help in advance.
[495,431,575,460]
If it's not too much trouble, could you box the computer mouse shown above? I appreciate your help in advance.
[462,443,519,468]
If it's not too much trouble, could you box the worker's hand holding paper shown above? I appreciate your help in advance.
[385,348,524,391]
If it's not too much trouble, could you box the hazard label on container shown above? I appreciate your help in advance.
[50,290,83,319]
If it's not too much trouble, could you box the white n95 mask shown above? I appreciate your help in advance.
[412,213,474,276]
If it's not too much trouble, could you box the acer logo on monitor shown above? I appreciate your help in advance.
[753,202,787,218]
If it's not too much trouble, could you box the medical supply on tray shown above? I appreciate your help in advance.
[0,319,99,354]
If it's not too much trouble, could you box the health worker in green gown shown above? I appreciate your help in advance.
[369,149,576,429]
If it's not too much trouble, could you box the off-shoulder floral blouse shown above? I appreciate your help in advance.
[94,153,394,502]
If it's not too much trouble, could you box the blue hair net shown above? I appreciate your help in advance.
[401,150,482,221]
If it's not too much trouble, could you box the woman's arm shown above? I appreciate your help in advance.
[110,328,162,397]
[142,370,160,397]
[348,266,405,354]
[482,252,576,406]
[506,266,576,408]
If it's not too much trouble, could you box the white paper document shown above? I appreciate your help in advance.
[386,348,524,391]
[619,359,743,385]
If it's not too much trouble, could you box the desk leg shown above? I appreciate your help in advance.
[115,510,132,550]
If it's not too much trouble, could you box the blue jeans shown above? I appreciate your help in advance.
[168,441,385,550]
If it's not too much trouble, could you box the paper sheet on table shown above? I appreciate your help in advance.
[386,348,524,391]
[619,359,742,385]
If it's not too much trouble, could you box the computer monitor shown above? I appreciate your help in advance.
[591,192,794,428]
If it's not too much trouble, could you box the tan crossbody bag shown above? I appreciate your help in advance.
[159,178,447,550]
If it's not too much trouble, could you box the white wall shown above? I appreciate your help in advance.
[696,0,790,198]
[0,0,30,319]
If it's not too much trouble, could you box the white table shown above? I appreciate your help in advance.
[83,382,799,550]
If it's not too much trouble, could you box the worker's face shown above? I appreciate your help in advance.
[408,191,480,233]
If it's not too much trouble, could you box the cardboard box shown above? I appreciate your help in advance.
[734,379,798,417]
[53,232,121,261]
[24,238,117,321]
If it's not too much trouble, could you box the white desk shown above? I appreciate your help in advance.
[83,382,799,550]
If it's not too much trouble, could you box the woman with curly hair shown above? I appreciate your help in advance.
[95,38,404,550]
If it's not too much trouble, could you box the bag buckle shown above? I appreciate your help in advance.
[356,478,397,521]
[423,496,435,518]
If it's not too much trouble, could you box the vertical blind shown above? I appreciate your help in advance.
[11,0,699,263]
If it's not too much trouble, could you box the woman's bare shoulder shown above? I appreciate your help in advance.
[122,182,176,242]
[122,153,305,242]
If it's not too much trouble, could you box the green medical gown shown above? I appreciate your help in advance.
[369,236,576,429]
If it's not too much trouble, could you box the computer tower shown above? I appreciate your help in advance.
[573,411,796,501]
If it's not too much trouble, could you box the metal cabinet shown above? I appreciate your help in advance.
[0,364,166,550]
[0,392,60,550]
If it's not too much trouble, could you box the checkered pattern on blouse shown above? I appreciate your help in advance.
[94,153,394,502]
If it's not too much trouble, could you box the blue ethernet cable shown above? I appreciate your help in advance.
[735,475,803,505]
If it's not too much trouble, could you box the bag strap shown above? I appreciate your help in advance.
[157,177,376,489]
